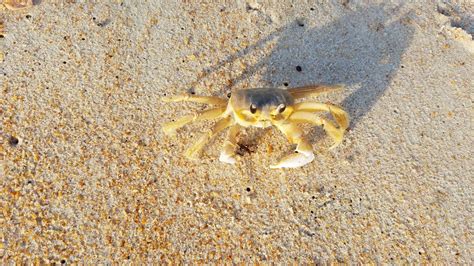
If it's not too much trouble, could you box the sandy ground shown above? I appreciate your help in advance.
[1,0,473,264]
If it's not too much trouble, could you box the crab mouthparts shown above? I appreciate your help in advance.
[255,119,273,128]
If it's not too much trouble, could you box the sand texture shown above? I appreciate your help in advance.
[1,0,473,264]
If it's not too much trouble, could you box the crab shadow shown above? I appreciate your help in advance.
[229,4,414,150]
[184,4,414,161]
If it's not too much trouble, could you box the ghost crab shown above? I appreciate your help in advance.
[162,84,349,168]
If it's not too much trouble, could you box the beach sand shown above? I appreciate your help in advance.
[1,0,473,263]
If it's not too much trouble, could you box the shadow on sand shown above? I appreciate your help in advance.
[230,4,414,129]
[187,4,414,161]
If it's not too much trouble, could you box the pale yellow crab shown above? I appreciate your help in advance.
[162,84,349,168]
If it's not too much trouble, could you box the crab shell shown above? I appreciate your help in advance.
[229,88,295,128]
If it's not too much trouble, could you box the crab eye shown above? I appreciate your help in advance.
[250,104,257,114]
[277,104,286,113]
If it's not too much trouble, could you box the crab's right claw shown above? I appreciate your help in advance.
[219,125,240,164]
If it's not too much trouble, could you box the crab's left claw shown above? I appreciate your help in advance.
[219,152,237,164]
[270,149,315,169]
[270,123,315,169]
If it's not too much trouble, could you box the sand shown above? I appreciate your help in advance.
[1,0,473,264]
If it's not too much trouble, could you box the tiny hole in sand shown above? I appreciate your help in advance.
[283,82,289,87]
[296,65,302,72]
[9,136,19,146]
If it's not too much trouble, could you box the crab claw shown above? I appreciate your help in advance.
[270,150,315,169]
[219,152,236,164]
[218,140,237,164]
[218,125,240,165]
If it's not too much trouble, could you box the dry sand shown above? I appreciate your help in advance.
[1,0,473,264]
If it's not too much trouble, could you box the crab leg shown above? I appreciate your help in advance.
[162,107,226,136]
[270,123,315,169]
[289,111,348,149]
[162,94,228,106]
[184,116,233,160]
[219,124,241,164]
[293,102,350,131]
[287,84,344,100]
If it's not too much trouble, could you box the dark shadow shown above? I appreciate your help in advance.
[185,4,414,157]
[241,4,414,129]
[189,4,414,129]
